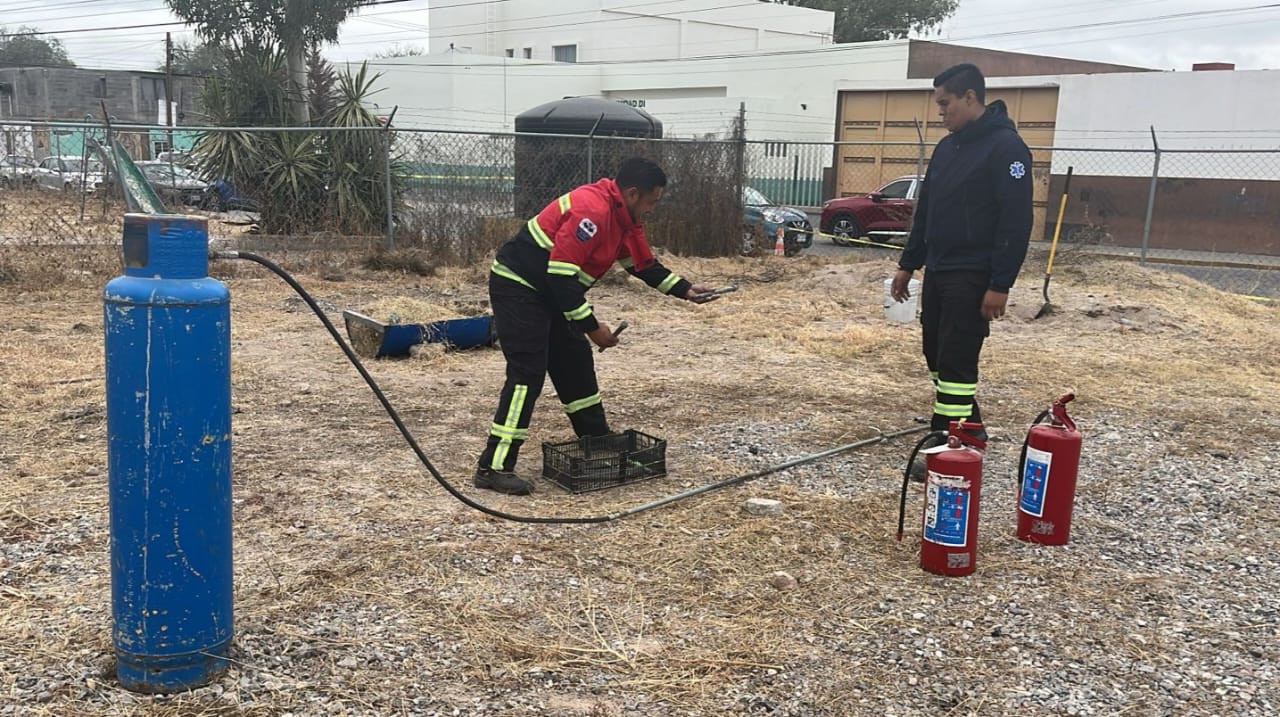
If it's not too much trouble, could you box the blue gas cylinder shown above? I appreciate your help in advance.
[103,214,232,693]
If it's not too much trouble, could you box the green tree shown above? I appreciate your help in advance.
[770,0,959,43]
[161,40,229,78]
[164,0,372,124]
[0,26,76,68]
[306,48,338,123]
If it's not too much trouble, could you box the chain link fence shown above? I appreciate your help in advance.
[393,130,744,262]
[1,119,1277,298]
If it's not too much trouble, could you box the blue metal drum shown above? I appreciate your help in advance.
[103,214,232,693]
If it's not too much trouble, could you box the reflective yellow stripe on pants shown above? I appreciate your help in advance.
[490,384,528,470]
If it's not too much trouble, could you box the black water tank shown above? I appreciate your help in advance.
[513,97,663,217]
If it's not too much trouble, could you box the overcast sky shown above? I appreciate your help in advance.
[5,0,1278,73]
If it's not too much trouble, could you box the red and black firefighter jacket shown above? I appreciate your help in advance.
[491,178,692,332]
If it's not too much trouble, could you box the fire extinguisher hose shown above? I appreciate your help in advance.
[896,430,948,541]
[1015,409,1052,485]
[215,249,928,525]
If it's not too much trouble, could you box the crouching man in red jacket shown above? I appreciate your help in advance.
[476,156,718,495]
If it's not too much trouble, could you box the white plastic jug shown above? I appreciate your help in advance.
[884,278,920,323]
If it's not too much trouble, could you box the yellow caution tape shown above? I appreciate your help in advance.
[807,228,906,251]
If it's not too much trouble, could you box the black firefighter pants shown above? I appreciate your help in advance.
[478,274,611,473]
[919,270,990,431]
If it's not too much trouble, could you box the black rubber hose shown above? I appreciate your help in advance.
[897,430,947,541]
[1015,409,1051,487]
[218,249,927,524]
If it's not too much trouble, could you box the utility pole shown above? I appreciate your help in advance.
[165,32,175,158]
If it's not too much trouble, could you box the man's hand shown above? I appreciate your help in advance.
[587,323,620,349]
[890,269,915,303]
[685,283,719,303]
[981,290,1009,321]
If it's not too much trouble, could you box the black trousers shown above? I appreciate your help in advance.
[919,270,989,431]
[478,274,610,473]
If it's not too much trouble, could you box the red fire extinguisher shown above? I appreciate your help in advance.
[1016,393,1082,545]
[897,421,987,577]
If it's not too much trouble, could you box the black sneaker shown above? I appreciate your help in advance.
[473,468,534,495]
[908,433,947,483]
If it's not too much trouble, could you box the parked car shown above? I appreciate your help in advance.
[820,174,922,246]
[136,161,210,207]
[155,150,196,168]
[0,154,37,189]
[742,186,813,256]
[33,156,106,194]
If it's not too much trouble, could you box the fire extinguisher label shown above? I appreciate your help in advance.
[1020,446,1053,517]
[923,474,970,547]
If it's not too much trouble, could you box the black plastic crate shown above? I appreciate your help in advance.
[541,430,667,493]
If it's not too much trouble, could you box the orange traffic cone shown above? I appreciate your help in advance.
[773,227,786,256]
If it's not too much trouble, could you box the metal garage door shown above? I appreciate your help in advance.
[834,87,1058,236]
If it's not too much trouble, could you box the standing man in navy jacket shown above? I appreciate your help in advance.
[891,63,1033,474]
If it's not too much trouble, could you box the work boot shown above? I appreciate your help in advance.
[473,467,534,495]
[908,433,947,483]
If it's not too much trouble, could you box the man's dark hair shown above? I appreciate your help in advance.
[934,63,986,104]
[616,157,667,193]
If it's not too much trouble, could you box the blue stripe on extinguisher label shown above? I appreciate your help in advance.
[1020,446,1053,518]
[923,474,970,547]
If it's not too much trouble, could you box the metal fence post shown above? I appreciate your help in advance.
[913,118,925,181]
[1141,126,1161,266]
[383,107,399,251]
[586,114,604,185]
[910,118,925,224]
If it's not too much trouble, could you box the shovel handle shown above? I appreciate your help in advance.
[1045,167,1074,277]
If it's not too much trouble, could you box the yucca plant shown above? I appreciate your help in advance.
[321,62,405,236]
[192,48,403,236]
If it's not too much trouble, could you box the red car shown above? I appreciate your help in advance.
[819,174,922,246]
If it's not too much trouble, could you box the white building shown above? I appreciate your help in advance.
[427,0,833,63]
[1054,69,1280,179]
[365,40,910,140]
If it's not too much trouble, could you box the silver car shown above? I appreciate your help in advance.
[33,156,106,194]
[1,155,37,189]
[136,161,210,207]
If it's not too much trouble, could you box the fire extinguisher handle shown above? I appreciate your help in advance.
[1051,397,1078,432]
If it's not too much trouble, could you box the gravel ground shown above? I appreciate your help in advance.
[2,251,1278,716]
[4,411,1277,716]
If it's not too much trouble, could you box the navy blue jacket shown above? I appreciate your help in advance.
[899,100,1034,292]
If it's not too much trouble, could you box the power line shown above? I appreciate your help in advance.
[932,0,1176,33]
[0,0,428,40]
[8,0,1277,76]
[0,20,185,39]
[944,2,1280,44]
[1006,15,1280,55]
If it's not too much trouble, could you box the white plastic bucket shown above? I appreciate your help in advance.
[884,278,920,323]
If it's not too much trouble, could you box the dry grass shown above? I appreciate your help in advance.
[0,191,125,245]
[1,243,1276,715]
